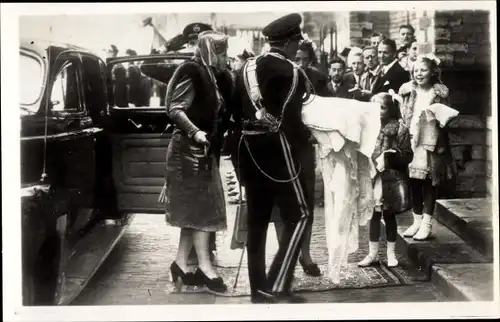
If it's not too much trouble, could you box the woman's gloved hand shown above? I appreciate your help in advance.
[193,130,210,145]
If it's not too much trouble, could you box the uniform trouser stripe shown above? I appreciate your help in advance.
[271,132,310,293]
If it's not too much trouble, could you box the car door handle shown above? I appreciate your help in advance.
[128,118,142,129]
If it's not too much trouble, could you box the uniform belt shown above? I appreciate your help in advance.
[241,120,279,134]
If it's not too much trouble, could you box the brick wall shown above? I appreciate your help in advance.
[371,12,390,40]
[346,11,390,48]
[347,11,433,50]
[389,11,410,40]
[446,116,489,199]
[435,10,490,67]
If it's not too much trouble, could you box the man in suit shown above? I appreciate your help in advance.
[344,51,365,87]
[372,38,410,94]
[397,24,416,56]
[324,57,355,98]
[350,46,380,101]
[232,13,312,304]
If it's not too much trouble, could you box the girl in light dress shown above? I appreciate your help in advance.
[398,55,458,241]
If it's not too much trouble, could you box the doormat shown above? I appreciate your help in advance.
[166,261,409,297]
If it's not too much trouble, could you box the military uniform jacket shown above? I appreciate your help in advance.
[232,48,310,148]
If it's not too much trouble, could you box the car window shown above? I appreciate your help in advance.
[51,60,84,113]
[20,53,45,106]
[109,58,188,109]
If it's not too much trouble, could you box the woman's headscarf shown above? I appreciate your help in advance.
[195,30,229,71]
[194,30,229,111]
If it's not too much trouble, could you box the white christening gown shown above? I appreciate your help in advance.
[302,95,382,283]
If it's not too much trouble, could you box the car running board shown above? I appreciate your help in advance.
[56,214,135,305]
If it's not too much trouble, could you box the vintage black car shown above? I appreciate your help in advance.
[20,39,193,305]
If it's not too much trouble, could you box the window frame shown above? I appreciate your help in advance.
[49,54,87,117]
[20,49,47,108]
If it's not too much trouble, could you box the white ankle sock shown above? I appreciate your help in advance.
[402,213,423,237]
[368,241,379,258]
[386,241,399,267]
[358,241,379,267]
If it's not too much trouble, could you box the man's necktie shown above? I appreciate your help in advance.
[368,73,375,91]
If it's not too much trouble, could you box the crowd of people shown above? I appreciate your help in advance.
[114,13,459,304]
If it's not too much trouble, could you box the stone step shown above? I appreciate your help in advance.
[387,211,493,301]
[387,211,489,275]
[431,263,495,301]
[434,198,494,261]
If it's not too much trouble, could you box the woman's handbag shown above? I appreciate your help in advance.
[382,168,411,214]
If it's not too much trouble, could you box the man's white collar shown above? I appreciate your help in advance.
[383,59,398,74]
[369,64,381,75]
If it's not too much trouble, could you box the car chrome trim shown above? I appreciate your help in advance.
[20,127,103,142]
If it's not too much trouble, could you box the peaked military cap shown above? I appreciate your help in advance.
[183,22,213,40]
[262,13,303,44]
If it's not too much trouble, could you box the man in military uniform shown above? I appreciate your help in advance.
[232,13,312,304]
[179,22,213,53]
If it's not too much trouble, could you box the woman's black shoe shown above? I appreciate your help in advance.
[299,258,321,277]
[194,269,228,293]
[170,262,196,286]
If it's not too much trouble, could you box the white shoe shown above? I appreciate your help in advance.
[402,213,423,237]
[386,242,399,267]
[413,214,432,240]
[358,254,378,267]
[358,241,379,267]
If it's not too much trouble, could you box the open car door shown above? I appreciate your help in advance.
[104,53,193,214]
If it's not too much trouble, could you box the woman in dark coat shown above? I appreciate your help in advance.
[163,31,232,293]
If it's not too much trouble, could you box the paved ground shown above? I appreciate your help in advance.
[71,211,446,305]
[71,159,448,305]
